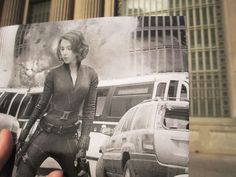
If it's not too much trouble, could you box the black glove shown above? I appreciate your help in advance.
[74,149,90,177]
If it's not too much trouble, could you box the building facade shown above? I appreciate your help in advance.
[0,0,236,155]
[0,0,231,118]
[120,0,229,118]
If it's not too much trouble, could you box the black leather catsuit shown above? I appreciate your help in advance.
[16,64,98,177]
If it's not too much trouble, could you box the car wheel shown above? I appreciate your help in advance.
[96,156,107,177]
[123,160,136,177]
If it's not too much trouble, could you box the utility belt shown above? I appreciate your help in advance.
[39,119,80,135]
[49,109,80,120]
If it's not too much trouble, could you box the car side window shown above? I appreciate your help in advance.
[23,94,41,117]
[9,94,25,117]
[0,92,16,114]
[96,88,109,117]
[121,107,137,132]
[132,104,153,130]
[163,108,189,130]
[114,107,137,134]
[18,95,32,118]
[180,84,187,101]
[109,83,153,117]
[156,82,166,98]
[168,80,178,100]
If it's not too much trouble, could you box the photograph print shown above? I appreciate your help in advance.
[0,16,189,177]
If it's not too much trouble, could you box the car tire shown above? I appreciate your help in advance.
[123,160,136,177]
[96,156,107,177]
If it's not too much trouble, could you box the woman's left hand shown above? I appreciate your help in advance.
[0,129,63,177]
[76,149,86,159]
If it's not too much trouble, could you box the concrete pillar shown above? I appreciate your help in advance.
[22,0,29,24]
[49,0,74,21]
[74,0,104,19]
[223,0,236,119]
[0,0,24,27]
[104,0,115,17]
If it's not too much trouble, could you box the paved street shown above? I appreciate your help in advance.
[189,152,236,177]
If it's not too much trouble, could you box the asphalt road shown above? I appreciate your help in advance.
[189,152,236,177]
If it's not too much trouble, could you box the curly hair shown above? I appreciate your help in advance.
[57,30,89,62]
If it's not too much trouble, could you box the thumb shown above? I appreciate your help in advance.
[0,129,13,170]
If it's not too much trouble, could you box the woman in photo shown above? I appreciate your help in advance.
[16,30,98,177]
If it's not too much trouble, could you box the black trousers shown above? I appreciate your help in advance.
[16,128,79,177]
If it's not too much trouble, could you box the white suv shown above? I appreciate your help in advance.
[96,99,189,177]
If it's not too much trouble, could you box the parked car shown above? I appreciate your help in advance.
[96,99,189,177]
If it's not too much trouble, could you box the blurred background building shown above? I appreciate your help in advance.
[128,16,187,75]
[0,0,236,175]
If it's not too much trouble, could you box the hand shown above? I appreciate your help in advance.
[76,149,86,159]
[0,129,63,177]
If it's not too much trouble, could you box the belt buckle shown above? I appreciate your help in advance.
[60,111,71,120]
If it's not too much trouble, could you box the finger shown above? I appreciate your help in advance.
[47,170,63,177]
[0,129,13,170]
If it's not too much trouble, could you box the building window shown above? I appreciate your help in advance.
[191,52,196,70]
[169,0,173,8]
[198,51,203,70]
[195,8,200,26]
[190,30,195,48]
[202,7,207,25]
[197,29,202,47]
[212,50,218,69]
[205,51,211,70]
[209,6,214,25]
[204,29,209,47]
[188,9,193,26]
[27,0,51,24]
[0,0,4,21]
[15,25,32,57]
[211,28,216,47]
